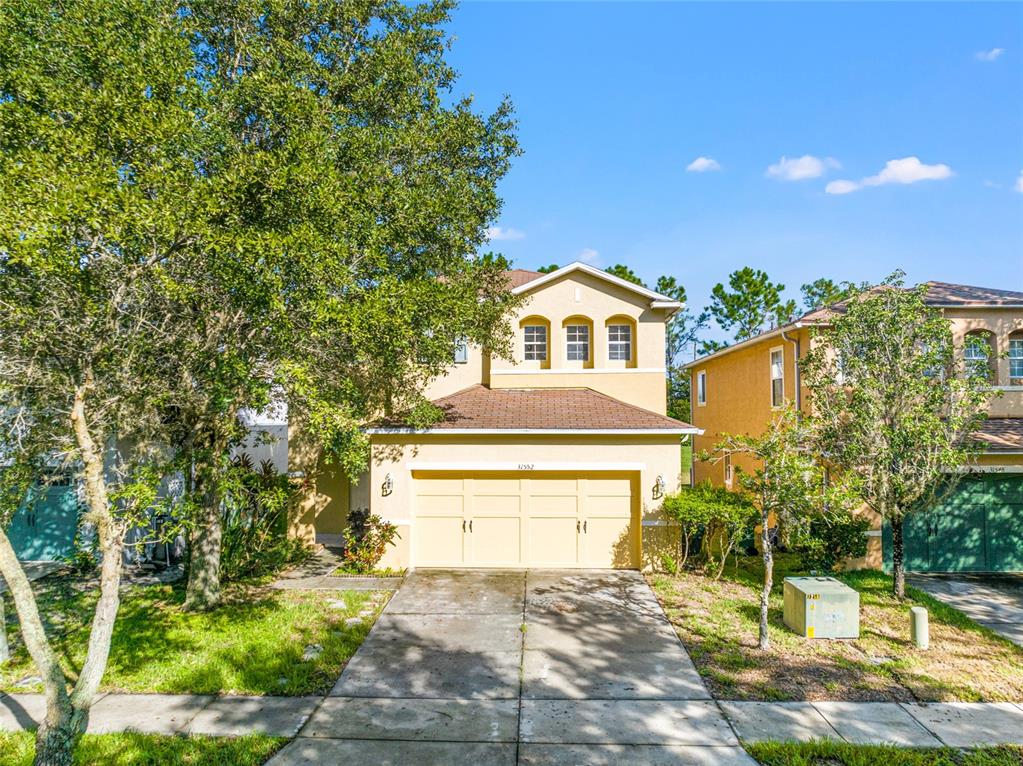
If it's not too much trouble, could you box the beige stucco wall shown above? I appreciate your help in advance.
[366,433,685,570]
[946,308,1023,418]
[423,269,672,413]
[287,419,351,544]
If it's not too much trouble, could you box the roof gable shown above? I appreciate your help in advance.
[508,262,683,310]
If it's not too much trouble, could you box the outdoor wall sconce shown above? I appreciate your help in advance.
[653,474,666,500]
[381,473,393,497]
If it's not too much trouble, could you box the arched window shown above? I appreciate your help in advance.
[562,315,594,369]
[519,316,551,369]
[605,315,637,368]
[1009,329,1023,386]
[963,330,996,383]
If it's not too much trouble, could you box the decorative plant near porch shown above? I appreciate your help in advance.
[706,407,857,650]
[800,273,990,599]
[341,509,399,575]
[661,481,754,575]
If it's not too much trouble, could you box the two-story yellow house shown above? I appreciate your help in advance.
[685,281,1023,573]
[291,262,699,570]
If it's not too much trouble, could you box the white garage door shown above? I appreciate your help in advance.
[413,471,638,569]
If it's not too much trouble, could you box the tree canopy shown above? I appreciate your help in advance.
[709,267,796,342]
[800,277,857,312]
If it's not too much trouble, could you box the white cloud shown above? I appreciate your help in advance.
[766,155,840,181]
[686,156,721,173]
[486,226,525,241]
[1016,171,1023,193]
[825,157,954,195]
[976,48,1004,62]
[576,248,600,264]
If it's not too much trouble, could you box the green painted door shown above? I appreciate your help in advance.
[6,480,80,561]
[883,474,1023,573]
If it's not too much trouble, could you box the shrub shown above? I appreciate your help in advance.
[790,511,870,573]
[662,481,756,578]
[341,508,398,574]
[219,455,310,582]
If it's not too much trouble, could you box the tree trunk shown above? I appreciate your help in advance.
[184,466,223,611]
[759,509,773,650]
[892,516,906,599]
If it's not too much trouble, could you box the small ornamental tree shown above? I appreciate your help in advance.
[801,273,990,598]
[708,407,857,650]
[662,481,752,572]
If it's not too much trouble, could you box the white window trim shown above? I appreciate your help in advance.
[565,324,590,363]
[453,337,469,365]
[769,346,785,409]
[523,324,548,362]
[696,370,707,406]
[724,454,732,486]
[607,323,632,363]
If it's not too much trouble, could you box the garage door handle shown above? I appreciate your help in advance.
[462,520,466,533]
[469,520,473,533]
[584,520,588,533]
[577,520,581,533]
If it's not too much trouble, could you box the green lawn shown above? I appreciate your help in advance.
[748,741,1023,766]
[650,553,1023,702]
[1,579,387,696]
[0,732,284,766]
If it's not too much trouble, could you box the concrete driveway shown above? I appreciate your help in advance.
[907,573,1023,647]
[268,569,753,765]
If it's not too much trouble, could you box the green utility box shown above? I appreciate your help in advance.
[783,577,860,639]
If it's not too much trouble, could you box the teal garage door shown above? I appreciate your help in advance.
[6,479,80,561]
[882,474,1023,573]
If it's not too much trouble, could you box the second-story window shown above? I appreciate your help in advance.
[770,347,784,407]
[608,324,632,361]
[566,325,590,361]
[696,370,707,405]
[964,331,995,382]
[1010,333,1023,385]
[453,337,469,364]
[524,325,547,361]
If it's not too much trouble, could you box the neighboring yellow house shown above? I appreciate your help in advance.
[290,262,700,570]
[685,281,1023,573]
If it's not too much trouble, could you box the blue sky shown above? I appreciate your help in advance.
[444,2,1022,336]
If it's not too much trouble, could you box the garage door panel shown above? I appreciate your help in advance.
[417,494,464,514]
[471,517,523,566]
[528,517,580,567]
[472,494,521,516]
[583,517,635,568]
[415,516,466,567]
[472,477,523,494]
[585,477,632,495]
[529,478,580,495]
[584,495,632,517]
[529,495,578,516]
[416,477,465,494]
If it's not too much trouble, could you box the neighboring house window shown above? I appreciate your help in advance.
[696,370,707,406]
[608,324,632,361]
[453,337,468,364]
[964,331,995,382]
[724,454,732,486]
[524,325,547,361]
[1010,333,1023,385]
[770,347,784,407]
[566,324,590,361]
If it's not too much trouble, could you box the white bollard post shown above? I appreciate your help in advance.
[910,605,929,650]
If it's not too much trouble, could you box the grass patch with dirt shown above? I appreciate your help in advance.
[649,553,1023,702]
[747,741,1023,766]
[1,577,387,696]
[0,732,285,766]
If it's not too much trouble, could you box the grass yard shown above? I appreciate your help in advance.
[649,553,1023,702]
[747,741,1023,766]
[1,578,387,696]
[0,732,284,766]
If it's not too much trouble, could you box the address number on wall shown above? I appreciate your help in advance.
[518,464,536,470]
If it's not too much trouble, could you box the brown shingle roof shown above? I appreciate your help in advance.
[921,281,1023,306]
[972,418,1023,452]
[503,269,545,289]
[376,385,697,432]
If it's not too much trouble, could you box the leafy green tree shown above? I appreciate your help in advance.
[800,278,856,312]
[654,276,709,420]
[801,274,990,598]
[709,268,796,342]
[661,481,751,571]
[708,407,857,649]
[604,263,645,285]
[537,263,560,274]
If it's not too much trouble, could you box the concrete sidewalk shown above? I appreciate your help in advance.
[4,692,1023,751]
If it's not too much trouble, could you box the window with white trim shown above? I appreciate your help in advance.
[724,454,732,485]
[524,325,547,361]
[566,324,590,361]
[697,370,707,406]
[964,332,994,382]
[453,337,468,364]
[607,324,632,361]
[770,348,784,407]
[1010,334,1023,384]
